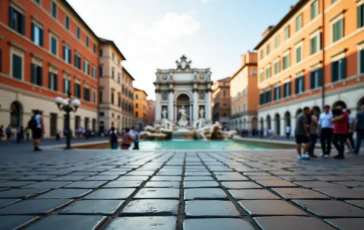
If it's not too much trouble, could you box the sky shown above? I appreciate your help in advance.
[69,0,298,100]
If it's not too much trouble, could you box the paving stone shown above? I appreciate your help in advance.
[128,171,156,176]
[272,188,329,200]
[293,181,342,188]
[313,176,351,182]
[0,199,72,215]
[144,181,180,188]
[221,181,262,189]
[35,189,92,199]
[0,199,20,208]
[248,176,283,181]
[279,176,315,181]
[150,176,181,181]
[345,200,364,209]
[0,216,39,230]
[83,175,119,181]
[215,174,249,181]
[185,200,240,217]
[325,218,364,230]
[105,217,176,230]
[0,188,49,199]
[239,200,308,216]
[254,216,335,230]
[0,181,35,188]
[63,181,107,189]
[103,181,144,188]
[84,188,135,199]
[134,188,179,199]
[60,199,124,215]
[333,181,364,187]
[183,218,255,230]
[117,176,149,181]
[183,181,219,188]
[229,189,279,200]
[17,175,55,181]
[120,199,179,215]
[256,180,298,188]
[313,187,364,199]
[184,176,213,181]
[51,175,88,181]
[293,200,364,217]
[26,215,107,230]
[22,181,71,189]
[184,188,227,200]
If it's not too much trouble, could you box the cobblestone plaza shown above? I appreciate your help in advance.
[0,148,364,229]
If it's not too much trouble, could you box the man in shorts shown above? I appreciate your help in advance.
[295,107,311,160]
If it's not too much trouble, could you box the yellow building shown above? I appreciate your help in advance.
[133,88,148,130]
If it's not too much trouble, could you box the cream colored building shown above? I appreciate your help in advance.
[98,38,126,132]
[121,68,135,129]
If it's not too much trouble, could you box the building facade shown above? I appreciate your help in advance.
[229,52,259,131]
[0,0,99,137]
[147,100,155,126]
[133,88,148,130]
[98,38,126,133]
[154,56,213,125]
[255,0,364,136]
[212,77,231,130]
[122,68,135,129]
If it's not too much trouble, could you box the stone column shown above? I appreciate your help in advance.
[193,89,198,122]
[155,90,161,123]
[168,89,174,121]
[205,89,212,122]
[189,104,192,122]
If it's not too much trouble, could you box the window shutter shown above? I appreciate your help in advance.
[9,7,14,28]
[310,71,314,89]
[63,47,66,60]
[278,86,281,100]
[341,58,346,79]
[48,72,52,89]
[318,68,323,87]
[74,54,77,67]
[0,49,2,72]
[360,50,364,74]
[302,76,305,92]
[31,23,34,41]
[331,62,336,82]
[38,67,43,86]
[39,28,43,46]
[54,74,58,91]
[31,63,36,84]
[295,78,298,94]
[68,49,72,64]
[359,5,362,28]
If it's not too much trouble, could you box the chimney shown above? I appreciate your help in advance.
[262,25,274,38]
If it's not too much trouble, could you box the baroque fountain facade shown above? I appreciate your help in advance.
[140,56,236,140]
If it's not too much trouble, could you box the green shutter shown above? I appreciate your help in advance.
[20,14,25,35]
[9,7,14,29]
[360,49,364,74]
[38,67,43,86]
[31,63,36,84]
[54,74,58,91]
[295,78,299,94]
[310,71,314,89]
[63,46,66,60]
[68,49,72,64]
[318,68,323,87]
[331,62,336,82]
[302,76,305,92]
[31,23,34,42]
[39,28,43,46]
[341,58,346,80]
[48,72,52,89]
[12,54,21,79]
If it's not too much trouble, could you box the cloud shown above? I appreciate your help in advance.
[130,12,200,46]
[200,0,212,3]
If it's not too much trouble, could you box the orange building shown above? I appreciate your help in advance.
[122,68,135,129]
[255,0,364,136]
[147,99,155,126]
[229,52,258,131]
[133,88,148,130]
[212,77,231,129]
[0,0,99,137]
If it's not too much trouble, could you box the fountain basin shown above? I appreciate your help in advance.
[172,128,195,140]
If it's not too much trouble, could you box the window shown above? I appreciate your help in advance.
[265,88,271,103]
[118,95,121,107]
[358,3,364,28]
[331,58,346,82]
[65,15,70,30]
[283,81,291,98]
[12,53,22,80]
[0,49,2,72]
[63,78,70,94]
[260,50,263,60]
[86,36,89,47]
[136,103,139,108]
[259,71,264,82]
[117,74,121,84]
[360,49,364,74]
[99,49,103,57]
[266,44,270,55]
[332,17,344,43]
[74,83,81,98]
[295,75,305,94]
[84,60,89,75]
[311,0,318,20]
[310,33,321,55]
[34,0,41,4]
[31,63,43,86]
[99,66,103,77]
[136,112,139,117]
[99,91,103,103]
[332,0,338,3]
[9,7,25,35]
[274,85,281,101]
[310,68,323,89]
[273,60,280,75]
[296,14,302,32]
[284,26,290,40]
[111,92,114,104]
[99,112,104,117]
[74,54,81,69]
[92,66,96,79]
[259,92,265,105]
[296,45,302,63]
[51,1,57,19]
[48,72,58,91]
[31,23,43,46]
[282,53,290,70]
[93,44,96,54]
[223,90,226,97]
[136,94,139,99]
[112,68,115,78]
[63,46,71,64]
[93,91,96,104]
[50,35,58,55]
[274,35,279,48]
[76,27,80,39]
[84,88,90,101]
[265,66,271,79]
[112,53,115,60]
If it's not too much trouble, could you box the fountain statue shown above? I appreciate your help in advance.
[177,106,189,127]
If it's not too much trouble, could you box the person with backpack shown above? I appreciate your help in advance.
[109,127,118,149]
[29,110,44,151]
[132,127,140,150]
[5,125,12,143]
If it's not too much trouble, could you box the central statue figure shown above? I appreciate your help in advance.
[178,105,189,127]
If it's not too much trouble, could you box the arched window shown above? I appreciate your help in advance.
[10,102,22,127]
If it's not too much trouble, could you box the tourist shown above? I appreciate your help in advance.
[16,126,24,143]
[6,125,12,143]
[0,125,4,141]
[30,110,44,151]
[331,105,348,159]
[285,125,291,139]
[308,108,319,158]
[353,104,364,155]
[295,107,310,160]
[132,127,140,150]
[345,109,355,153]
[121,128,133,150]
[109,127,118,149]
[317,105,333,158]
[25,126,31,140]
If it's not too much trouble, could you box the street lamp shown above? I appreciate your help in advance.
[55,91,80,149]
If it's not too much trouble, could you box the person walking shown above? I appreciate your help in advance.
[331,105,348,159]
[345,109,355,153]
[285,126,291,140]
[308,108,319,158]
[0,125,4,142]
[25,126,31,140]
[30,110,44,151]
[317,105,333,158]
[109,127,118,149]
[132,127,140,150]
[5,125,12,143]
[295,107,311,160]
[353,104,364,155]
[121,128,133,150]
[16,126,24,143]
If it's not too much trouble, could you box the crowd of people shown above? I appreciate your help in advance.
[108,127,140,150]
[294,104,364,160]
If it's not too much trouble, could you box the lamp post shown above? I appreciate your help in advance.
[55,91,80,149]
